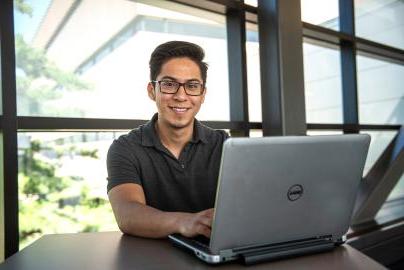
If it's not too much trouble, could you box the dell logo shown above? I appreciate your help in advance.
[287,184,303,201]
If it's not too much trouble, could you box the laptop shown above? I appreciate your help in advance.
[169,134,370,264]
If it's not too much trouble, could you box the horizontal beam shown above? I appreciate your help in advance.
[357,37,404,66]
[303,22,404,66]
[303,22,352,45]
[307,123,401,131]
[16,116,262,131]
[0,116,397,132]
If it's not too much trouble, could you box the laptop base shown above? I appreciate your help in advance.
[169,234,343,265]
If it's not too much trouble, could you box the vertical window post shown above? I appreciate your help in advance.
[339,0,359,133]
[226,7,249,137]
[258,0,306,136]
[0,0,19,258]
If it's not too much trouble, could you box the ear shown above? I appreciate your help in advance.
[147,82,156,101]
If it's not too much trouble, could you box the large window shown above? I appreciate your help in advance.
[361,130,397,175]
[14,0,229,120]
[357,55,404,125]
[355,0,404,50]
[301,0,339,30]
[12,0,231,249]
[1,0,402,262]
[303,40,342,123]
[246,22,261,122]
[387,175,404,200]
[18,132,121,248]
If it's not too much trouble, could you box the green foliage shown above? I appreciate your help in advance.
[15,35,92,116]
[19,140,118,249]
[15,35,89,89]
[15,1,117,249]
[15,0,33,16]
[20,141,69,200]
[79,149,99,159]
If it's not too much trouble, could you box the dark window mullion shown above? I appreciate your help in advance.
[258,0,306,136]
[226,7,249,137]
[0,0,19,258]
[339,0,359,133]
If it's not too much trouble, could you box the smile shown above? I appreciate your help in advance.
[170,106,189,113]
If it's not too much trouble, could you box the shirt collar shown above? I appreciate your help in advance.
[141,113,208,147]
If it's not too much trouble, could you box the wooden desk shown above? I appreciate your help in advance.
[0,232,386,269]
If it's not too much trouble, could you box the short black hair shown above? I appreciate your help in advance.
[149,41,208,84]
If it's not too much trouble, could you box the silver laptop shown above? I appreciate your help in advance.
[169,134,370,264]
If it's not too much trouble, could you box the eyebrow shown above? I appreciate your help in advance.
[160,76,202,83]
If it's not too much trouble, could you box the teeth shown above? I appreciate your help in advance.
[172,107,187,112]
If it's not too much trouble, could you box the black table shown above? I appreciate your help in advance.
[0,232,386,269]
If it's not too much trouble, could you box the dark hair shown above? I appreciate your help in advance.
[149,41,208,84]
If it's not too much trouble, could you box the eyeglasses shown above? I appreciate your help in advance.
[152,80,205,96]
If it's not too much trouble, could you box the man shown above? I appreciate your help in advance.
[107,41,228,239]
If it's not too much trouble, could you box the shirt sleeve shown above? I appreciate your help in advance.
[106,139,142,193]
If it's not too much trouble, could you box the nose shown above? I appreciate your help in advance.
[173,84,187,101]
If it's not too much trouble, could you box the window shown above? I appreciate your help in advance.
[361,130,404,208]
[303,40,343,123]
[246,22,261,122]
[18,132,122,248]
[357,55,404,125]
[360,130,396,175]
[387,174,404,200]
[249,130,263,137]
[14,0,229,120]
[306,130,343,136]
[355,0,404,50]
[301,0,339,30]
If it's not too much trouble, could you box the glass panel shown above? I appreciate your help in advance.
[303,40,343,123]
[18,132,123,249]
[387,174,404,201]
[249,129,263,137]
[244,0,257,7]
[306,130,343,135]
[245,0,340,30]
[246,22,262,122]
[14,0,229,120]
[355,0,404,50]
[301,0,339,30]
[360,130,396,176]
[387,174,404,200]
[362,130,404,201]
[357,55,404,125]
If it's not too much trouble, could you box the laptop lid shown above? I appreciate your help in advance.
[209,134,370,254]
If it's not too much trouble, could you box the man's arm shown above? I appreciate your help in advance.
[108,183,213,238]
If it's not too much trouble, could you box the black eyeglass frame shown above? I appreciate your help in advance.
[151,80,205,96]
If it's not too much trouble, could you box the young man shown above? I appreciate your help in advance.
[107,41,228,239]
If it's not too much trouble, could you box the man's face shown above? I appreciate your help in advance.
[147,57,206,129]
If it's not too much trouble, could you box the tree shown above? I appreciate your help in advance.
[14,1,116,249]
[15,0,91,116]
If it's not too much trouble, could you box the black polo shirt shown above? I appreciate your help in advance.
[106,114,229,213]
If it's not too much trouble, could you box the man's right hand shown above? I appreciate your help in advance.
[109,183,215,239]
[176,208,214,238]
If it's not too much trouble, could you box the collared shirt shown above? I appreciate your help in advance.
[107,113,229,212]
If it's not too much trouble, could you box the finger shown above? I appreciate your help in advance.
[198,216,213,227]
[197,224,211,238]
[199,208,214,217]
